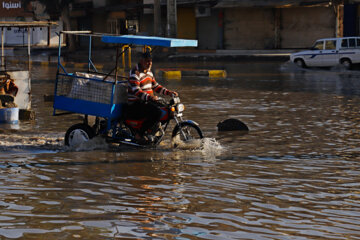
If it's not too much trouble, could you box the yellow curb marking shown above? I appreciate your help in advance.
[163,71,181,80]
[74,63,86,68]
[209,70,227,78]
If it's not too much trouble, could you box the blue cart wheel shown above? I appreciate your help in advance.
[65,123,95,147]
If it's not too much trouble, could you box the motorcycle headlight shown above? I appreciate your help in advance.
[177,103,185,112]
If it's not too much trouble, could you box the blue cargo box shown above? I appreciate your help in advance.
[53,72,127,119]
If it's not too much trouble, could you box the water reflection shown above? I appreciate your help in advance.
[0,62,360,239]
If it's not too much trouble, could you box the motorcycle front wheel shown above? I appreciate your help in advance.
[171,122,203,148]
[65,123,95,147]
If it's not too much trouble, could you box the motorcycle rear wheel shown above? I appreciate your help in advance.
[171,122,203,148]
[65,123,95,147]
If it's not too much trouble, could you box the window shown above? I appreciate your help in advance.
[325,40,336,50]
[341,39,348,48]
[357,38,360,48]
[312,41,324,50]
[107,18,119,34]
[349,38,356,48]
[126,20,139,34]
[341,38,357,48]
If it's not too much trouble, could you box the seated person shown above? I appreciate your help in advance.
[0,75,18,96]
[126,52,177,142]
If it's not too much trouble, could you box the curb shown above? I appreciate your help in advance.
[158,69,227,79]
[162,70,182,80]
[169,53,290,62]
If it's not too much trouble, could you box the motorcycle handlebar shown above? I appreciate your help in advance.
[149,96,180,107]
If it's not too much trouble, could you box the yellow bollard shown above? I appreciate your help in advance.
[163,70,182,80]
[121,45,126,70]
[128,47,131,69]
[208,70,227,78]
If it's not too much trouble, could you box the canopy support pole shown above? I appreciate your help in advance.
[1,28,4,69]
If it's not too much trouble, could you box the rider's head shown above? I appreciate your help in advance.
[139,52,152,72]
[140,52,152,72]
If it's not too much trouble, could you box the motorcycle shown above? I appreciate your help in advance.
[53,31,202,148]
[64,96,204,148]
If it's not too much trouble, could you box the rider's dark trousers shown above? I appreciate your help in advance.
[125,101,162,135]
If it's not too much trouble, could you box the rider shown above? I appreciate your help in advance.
[126,51,178,143]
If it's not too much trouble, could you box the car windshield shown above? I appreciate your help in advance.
[325,40,336,50]
[312,41,324,50]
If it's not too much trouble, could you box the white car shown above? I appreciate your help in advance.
[290,37,360,69]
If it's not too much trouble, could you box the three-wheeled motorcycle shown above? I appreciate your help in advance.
[53,31,203,148]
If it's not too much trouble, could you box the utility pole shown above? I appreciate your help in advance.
[154,0,161,36]
[166,0,177,38]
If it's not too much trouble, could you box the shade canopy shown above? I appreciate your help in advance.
[101,35,198,47]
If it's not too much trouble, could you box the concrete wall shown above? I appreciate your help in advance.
[140,14,154,35]
[9,71,30,110]
[224,8,275,49]
[223,6,336,49]
[281,7,336,48]
[91,12,108,47]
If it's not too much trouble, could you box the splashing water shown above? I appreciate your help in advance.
[172,136,203,150]
[198,137,225,156]
[67,136,109,152]
[172,137,225,157]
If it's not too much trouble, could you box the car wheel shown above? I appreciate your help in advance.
[294,59,305,68]
[340,59,352,70]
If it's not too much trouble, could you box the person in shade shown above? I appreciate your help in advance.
[126,52,178,143]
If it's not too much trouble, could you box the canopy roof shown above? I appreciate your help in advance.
[101,35,198,47]
[60,31,198,47]
[0,21,57,27]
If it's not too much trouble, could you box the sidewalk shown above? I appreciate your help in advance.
[169,49,293,61]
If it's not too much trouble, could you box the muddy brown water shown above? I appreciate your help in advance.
[0,61,359,239]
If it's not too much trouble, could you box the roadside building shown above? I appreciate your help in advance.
[0,0,62,47]
[68,0,141,48]
[213,0,342,49]
[67,0,360,50]
[139,0,345,50]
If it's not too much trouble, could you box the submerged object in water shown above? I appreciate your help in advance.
[217,118,249,131]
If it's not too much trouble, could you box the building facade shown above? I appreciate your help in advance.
[13,0,357,50]
[1,0,359,49]
[0,0,62,46]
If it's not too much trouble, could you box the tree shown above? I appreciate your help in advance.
[22,0,76,51]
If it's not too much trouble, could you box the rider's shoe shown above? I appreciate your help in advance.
[145,134,155,144]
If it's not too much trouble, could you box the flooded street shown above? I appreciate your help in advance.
[1,60,360,239]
